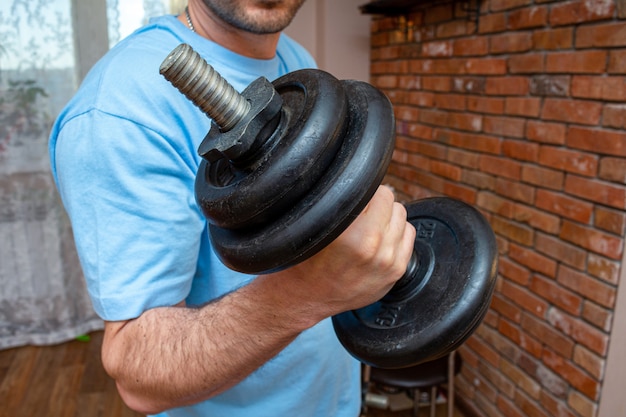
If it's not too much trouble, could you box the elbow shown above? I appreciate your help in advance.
[101,346,169,415]
[115,381,170,416]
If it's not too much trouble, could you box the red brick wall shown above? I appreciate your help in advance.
[369,1,626,416]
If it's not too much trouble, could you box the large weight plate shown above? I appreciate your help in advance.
[205,78,395,274]
[332,197,498,369]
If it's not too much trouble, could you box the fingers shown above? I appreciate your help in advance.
[342,185,415,275]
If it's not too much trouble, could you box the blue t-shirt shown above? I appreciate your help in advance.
[49,15,360,417]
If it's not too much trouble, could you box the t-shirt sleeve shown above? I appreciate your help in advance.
[54,109,204,320]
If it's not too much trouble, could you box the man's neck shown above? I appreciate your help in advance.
[178,5,280,60]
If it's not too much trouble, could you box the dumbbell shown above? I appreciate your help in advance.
[160,44,498,369]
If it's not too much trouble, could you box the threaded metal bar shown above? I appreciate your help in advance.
[159,43,250,132]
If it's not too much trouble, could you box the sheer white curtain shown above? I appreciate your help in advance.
[0,0,184,349]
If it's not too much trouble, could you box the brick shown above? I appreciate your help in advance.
[529,75,570,97]
[573,345,605,380]
[407,123,434,140]
[568,390,597,417]
[491,292,522,323]
[483,116,526,138]
[542,348,600,400]
[421,40,452,57]
[561,217,624,260]
[421,76,451,91]
[495,177,535,203]
[546,308,609,357]
[416,140,447,159]
[438,130,502,154]
[508,6,548,29]
[582,300,612,332]
[485,76,529,96]
[463,170,496,190]
[535,189,593,223]
[397,75,421,90]
[522,164,564,190]
[530,275,582,315]
[491,216,534,245]
[500,359,541,399]
[508,53,545,74]
[538,365,571,404]
[497,256,530,284]
[532,27,573,50]
[448,112,483,131]
[510,243,557,277]
[405,152,431,171]
[491,0,532,11]
[568,126,626,157]
[497,396,526,417]
[490,32,533,54]
[535,232,586,270]
[602,104,626,128]
[587,253,621,285]
[465,334,501,367]
[477,325,522,364]
[576,21,626,48]
[521,313,574,357]
[479,12,507,34]
[467,96,504,114]
[513,203,561,234]
[408,90,435,107]
[452,37,489,56]
[539,146,598,177]
[608,50,626,73]
[437,20,475,39]
[465,58,508,75]
[501,280,549,318]
[434,93,466,111]
[499,318,543,358]
[557,264,617,308]
[505,97,541,117]
[546,51,607,74]
[572,76,626,101]
[515,389,552,417]
[480,155,522,179]
[550,0,614,26]
[542,99,602,125]
[526,121,566,144]
[395,105,420,122]
[447,148,480,168]
[419,108,448,126]
[452,76,486,93]
[595,205,626,236]
[565,174,626,210]
[430,160,461,180]
[502,139,539,162]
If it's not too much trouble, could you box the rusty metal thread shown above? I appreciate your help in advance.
[159,43,250,132]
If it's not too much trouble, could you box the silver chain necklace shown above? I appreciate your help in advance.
[185,6,195,32]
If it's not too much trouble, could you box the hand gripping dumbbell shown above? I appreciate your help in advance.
[160,44,498,369]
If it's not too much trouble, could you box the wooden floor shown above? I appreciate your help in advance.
[0,331,464,417]
[0,331,140,417]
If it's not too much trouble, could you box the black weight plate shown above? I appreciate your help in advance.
[332,197,498,369]
[207,79,395,274]
[196,69,348,230]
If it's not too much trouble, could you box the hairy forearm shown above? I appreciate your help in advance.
[102,273,321,415]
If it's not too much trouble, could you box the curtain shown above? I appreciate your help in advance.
[0,0,183,350]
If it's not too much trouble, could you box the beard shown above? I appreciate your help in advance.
[202,0,307,34]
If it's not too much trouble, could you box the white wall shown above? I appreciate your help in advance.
[285,0,372,82]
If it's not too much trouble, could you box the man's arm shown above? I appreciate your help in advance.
[101,186,416,415]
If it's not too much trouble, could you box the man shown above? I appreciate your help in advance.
[49,1,415,416]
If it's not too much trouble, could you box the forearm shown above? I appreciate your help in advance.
[102,273,321,415]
